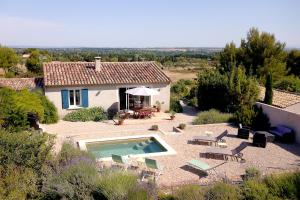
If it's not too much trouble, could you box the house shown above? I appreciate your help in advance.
[43,57,171,117]
[259,86,300,114]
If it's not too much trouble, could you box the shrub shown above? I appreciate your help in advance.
[244,167,261,181]
[96,170,138,200]
[63,107,107,122]
[205,182,240,200]
[197,68,259,113]
[197,70,229,112]
[57,142,95,166]
[158,193,175,200]
[0,88,56,130]
[127,188,148,200]
[233,105,255,127]
[38,93,58,124]
[188,97,198,107]
[242,180,271,200]
[171,79,197,100]
[3,107,29,132]
[43,142,98,200]
[264,172,300,199]
[251,106,270,131]
[193,109,233,125]
[0,165,38,200]
[178,123,186,130]
[274,75,300,93]
[170,97,183,113]
[0,129,54,173]
[43,162,99,200]
[174,184,204,200]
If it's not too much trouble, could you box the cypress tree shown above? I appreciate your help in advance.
[264,73,273,105]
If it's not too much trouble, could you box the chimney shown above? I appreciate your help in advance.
[95,57,101,72]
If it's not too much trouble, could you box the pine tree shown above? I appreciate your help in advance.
[264,73,273,105]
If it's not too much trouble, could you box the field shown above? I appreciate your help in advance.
[163,69,198,82]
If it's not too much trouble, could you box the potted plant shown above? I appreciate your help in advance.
[150,124,159,131]
[114,112,125,125]
[170,111,176,120]
[178,123,186,130]
[155,101,161,112]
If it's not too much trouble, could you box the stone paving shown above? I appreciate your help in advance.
[42,111,300,187]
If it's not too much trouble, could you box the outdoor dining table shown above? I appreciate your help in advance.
[133,107,154,119]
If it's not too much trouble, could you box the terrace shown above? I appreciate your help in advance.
[42,111,300,187]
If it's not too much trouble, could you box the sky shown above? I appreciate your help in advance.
[0,0,300,48]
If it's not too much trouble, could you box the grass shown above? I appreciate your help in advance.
[193,109,233,125]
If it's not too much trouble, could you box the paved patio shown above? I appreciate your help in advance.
[42,110,300,187]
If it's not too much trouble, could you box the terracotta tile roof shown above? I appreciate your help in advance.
[0,78,43,90]
[259,86,300,108]
[43,61,171,87]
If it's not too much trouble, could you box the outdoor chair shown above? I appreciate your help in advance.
[269,125,295,143]
[191,130,228,146]
[203,142,248,162]
[111,154,130,170]
[141,158,164,181]
[253,131,268,148]
[237,124,250,139]
[186,159,226,175]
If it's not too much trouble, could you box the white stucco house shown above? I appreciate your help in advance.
[42,58,171,117]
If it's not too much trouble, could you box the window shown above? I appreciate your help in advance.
[69,89,81,106]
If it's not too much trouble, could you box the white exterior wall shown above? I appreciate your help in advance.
[45,83,170,117]
[284,103,300,115]
[256,102,300,143]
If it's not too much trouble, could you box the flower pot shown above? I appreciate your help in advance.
[118,119,125,125]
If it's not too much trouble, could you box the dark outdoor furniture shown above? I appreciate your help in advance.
[269,125,295,143]
[237,124,250,139]
[253,131,268,148]
[133,107,153,119]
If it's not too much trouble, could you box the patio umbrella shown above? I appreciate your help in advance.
[125,86,159,96]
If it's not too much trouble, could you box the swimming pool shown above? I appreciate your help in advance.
[78,135,176,160]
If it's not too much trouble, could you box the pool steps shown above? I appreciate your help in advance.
[133,139,152,150]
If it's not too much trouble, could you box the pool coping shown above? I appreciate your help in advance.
[77,134,177,161]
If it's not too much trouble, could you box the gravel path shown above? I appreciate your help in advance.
[43,118,300,187]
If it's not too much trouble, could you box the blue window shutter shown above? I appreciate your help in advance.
[61,90,69,109]
[81,89,89,107]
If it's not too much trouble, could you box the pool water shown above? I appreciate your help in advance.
[86,137,167,158]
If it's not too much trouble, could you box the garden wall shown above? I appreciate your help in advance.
[256,102,300,143]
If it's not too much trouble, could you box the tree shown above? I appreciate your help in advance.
[197,70,229,112]
[219,28,287,81]
[241,28,287,80]
[264,73,273,105]
[0,46,19,72]
[219,42,239,74]
[287,49,300,77]
[26,50,42,74]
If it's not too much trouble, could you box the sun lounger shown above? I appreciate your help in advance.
[204,142,248,161]
[111,154,130,170]
[191,130,228,146]
[186,159,226,175]
[141,158,164,181]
